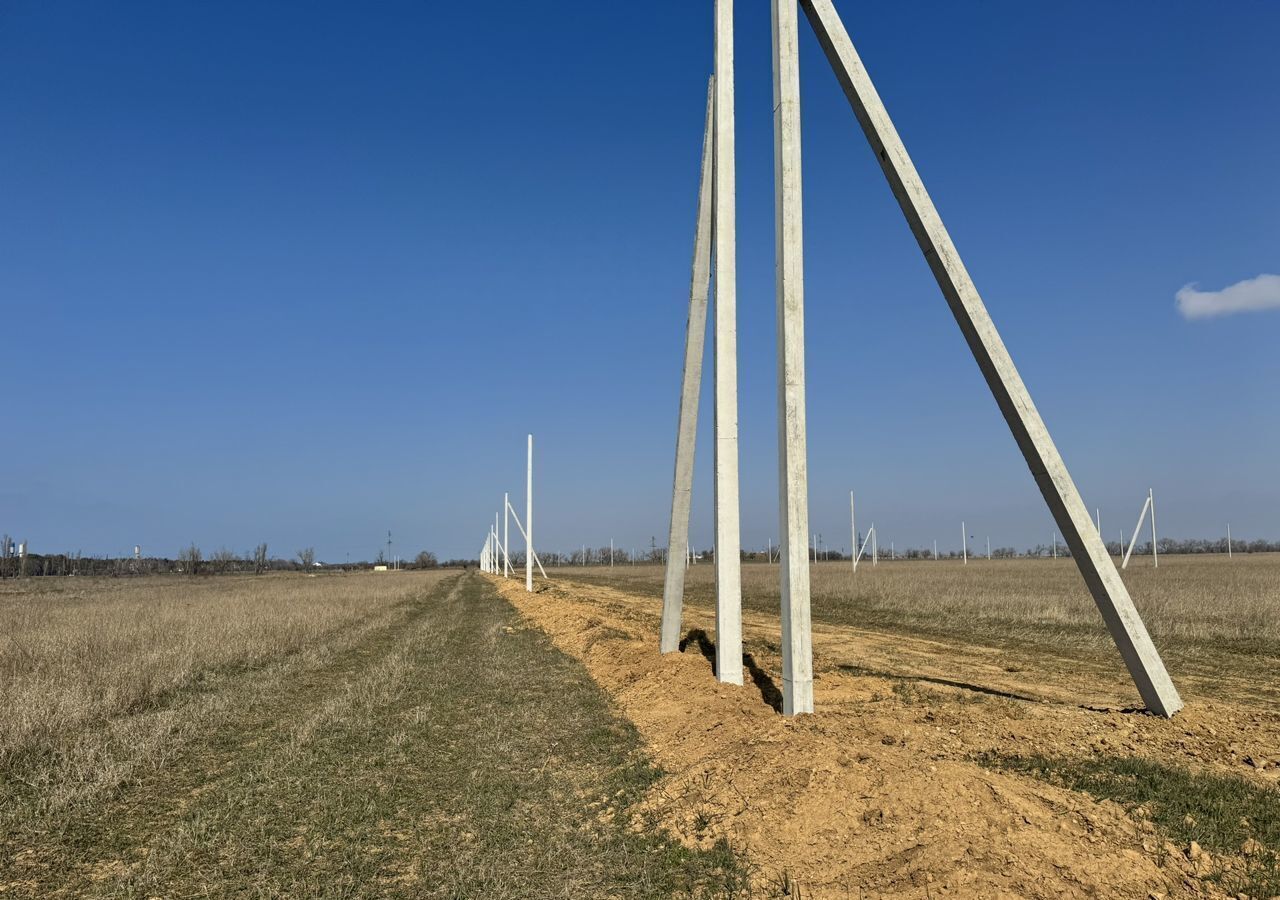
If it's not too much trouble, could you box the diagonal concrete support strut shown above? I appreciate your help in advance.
[660,77,716,655]
[799,0,1182,716]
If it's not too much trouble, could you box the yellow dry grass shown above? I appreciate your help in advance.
[566,554,1280,690]
[0,571,440,816]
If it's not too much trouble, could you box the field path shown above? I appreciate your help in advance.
[2,572,743,898]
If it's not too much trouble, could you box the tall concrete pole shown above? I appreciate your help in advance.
[774,0,816,714]
[1149,488,1158,569]
[798,0,1182,716]
[503,493,510,577]
[712,0,743,686]
[526,434,533,592]
[659,80,713,654]
[962,521,967,564]
[849,491,857,573]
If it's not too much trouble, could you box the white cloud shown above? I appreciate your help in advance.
[1176,273,1280,320]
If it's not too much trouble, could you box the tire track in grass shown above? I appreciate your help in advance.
[7,572,746,898]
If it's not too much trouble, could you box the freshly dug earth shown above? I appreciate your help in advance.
[492,575,1280,899]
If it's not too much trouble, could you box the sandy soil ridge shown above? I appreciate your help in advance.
[491,575,1279,898]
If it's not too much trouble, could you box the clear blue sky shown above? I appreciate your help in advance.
[2,1,1277,561]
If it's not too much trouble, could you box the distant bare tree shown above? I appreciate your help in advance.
[414,550,438,569]
[179,543,202,575]
[253,543,269,575]
[213,547,237,574]
[297,547,316,569]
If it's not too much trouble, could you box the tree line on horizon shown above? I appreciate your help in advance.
[0,537,450,578]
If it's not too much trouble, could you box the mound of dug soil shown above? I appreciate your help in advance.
[491,576,1261,898]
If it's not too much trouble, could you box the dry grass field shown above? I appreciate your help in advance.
[2,558,1276,898]
[0,572,744,898]
[566,554,1280,701]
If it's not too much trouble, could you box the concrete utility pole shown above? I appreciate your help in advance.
[962,521,967,565]
[1149,488,1158,570]
[712,0,744,686]
[526,434,533,592]
[504,492,510,577]
[660,79,716,653]
[1227,523,1233,558]
[849,492,857,573]
[798,0,1181,715]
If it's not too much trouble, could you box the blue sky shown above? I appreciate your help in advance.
[2,1,1277,561]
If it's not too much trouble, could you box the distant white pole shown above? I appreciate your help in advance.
[1052,531,1057,559]
[610,538,614,568]
[962,521,967,564]
[526,434,533,592]
[767,537,772,564]
[933,539,937,560]
[1096,508,1102,538]
[850,491,857,573]
[986,536,991,561]
[890,540,894,560]
[1227,523,1232,558]
[871,525,877,565]
[503,492,510,577]
[1149,488,1158,569]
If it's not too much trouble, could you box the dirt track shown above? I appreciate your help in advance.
[492,575,1280,899]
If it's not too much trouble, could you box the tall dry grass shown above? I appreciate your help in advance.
[560,553,1280,662]
[0,572,442,815]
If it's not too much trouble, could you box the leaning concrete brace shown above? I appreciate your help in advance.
[772,0,814,715]
[506,499,549,579]
[1122,493,1152,569]
[854,525,873,565]
[799,0,1182,716]
[712,0,744,686]
[660,77,716,654]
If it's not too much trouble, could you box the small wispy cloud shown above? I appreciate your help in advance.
[1176,273,1280,320]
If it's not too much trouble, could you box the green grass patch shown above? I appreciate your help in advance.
[977,752,1280,897]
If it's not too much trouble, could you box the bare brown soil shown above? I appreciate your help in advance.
[492,574,1280,899]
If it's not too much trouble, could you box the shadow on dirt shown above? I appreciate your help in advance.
[681,628,783,713]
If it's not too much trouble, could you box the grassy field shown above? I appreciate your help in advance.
[3,557,1276,897]
[0,572,746,898]
[561,553,1280,680]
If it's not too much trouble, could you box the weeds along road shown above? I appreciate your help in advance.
[1,572,744,898]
